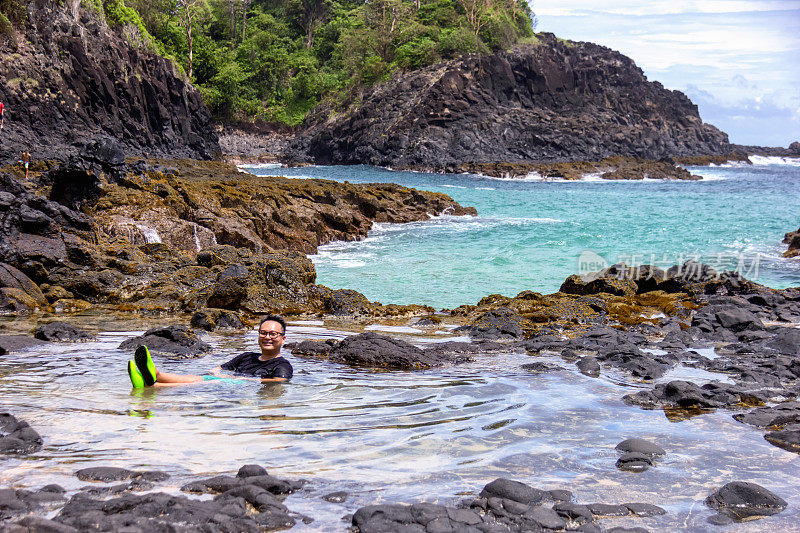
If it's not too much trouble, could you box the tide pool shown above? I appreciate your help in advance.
[244,159,800,309]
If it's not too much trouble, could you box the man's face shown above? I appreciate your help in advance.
[258,320,285,354]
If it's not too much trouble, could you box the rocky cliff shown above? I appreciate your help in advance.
[0,0,219,165]
[291,34,731,171]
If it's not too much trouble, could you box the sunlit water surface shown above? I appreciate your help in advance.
[2,322,799,531]
[244,159,800,309]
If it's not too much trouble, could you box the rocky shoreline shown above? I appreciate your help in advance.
[2,139,800,531]
[3,257,800,530]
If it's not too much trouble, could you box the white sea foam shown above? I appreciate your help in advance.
[364,325,423,334]
[238,162,283,170]
[748,155,800,166]
[476,171,701,183]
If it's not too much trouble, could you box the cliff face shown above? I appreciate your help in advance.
[0,0,219,165]
[293,34,730,170]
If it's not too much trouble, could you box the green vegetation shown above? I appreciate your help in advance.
[116,0,537,125]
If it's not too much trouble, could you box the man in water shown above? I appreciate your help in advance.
[127,315,293,387]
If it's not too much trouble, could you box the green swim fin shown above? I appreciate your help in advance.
[134,345,157,386]
[128,360,145,388]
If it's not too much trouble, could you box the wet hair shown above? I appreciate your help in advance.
[259,314,286,334]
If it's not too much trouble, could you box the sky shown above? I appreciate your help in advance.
[530,0,800,147]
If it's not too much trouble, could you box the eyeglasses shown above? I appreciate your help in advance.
[258,330,285,339]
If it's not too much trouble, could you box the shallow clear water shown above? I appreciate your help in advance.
[245,159,800,309]
[2,321,799,531]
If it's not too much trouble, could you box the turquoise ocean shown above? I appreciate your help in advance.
[244,156,800,309]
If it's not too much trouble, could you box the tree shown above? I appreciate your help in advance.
[287,0,330,49]
[174,0,210,78]
[362,0,413,63]
[455,0,490,36]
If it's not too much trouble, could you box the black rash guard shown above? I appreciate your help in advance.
[220,352,293,380]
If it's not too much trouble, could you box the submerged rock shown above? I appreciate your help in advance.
[705,481,787,522]
[0,335,47,355]
[34,322,94,342]
[75,467,169,483]
[0,485,66,520]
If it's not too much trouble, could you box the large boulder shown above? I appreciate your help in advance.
[705,482,787,522]
[0,263,47,305]
[118,325,211,358]
[327,332,439,369]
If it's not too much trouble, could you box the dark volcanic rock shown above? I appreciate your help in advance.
[576,356,601,377]
[290,339,339,357]
[0,1,219,165]
[623,380,764,410]
[118,325,211,358]
[764,426,800,453]
[479,478,548,505]
[0,263,47,305]
[294,35,730,170]
[0,485,66,520]
[0,335,46,355]
[352,503,485,533]
[766,327,800,354]
[0,413,43,455]
[54,490,294,532]
[182,466,303,496]
[733,402,800,429]
[34,322,94,342]
[615,452,653,472]
[705,481,787,522]
[615,438,666,457]
[328,332,440,369]
[75,467,169,483]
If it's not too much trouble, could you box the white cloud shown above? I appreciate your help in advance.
[530,0,800,145]
[533,0,800,17]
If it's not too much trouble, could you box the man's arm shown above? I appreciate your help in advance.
[260,376,288,383]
